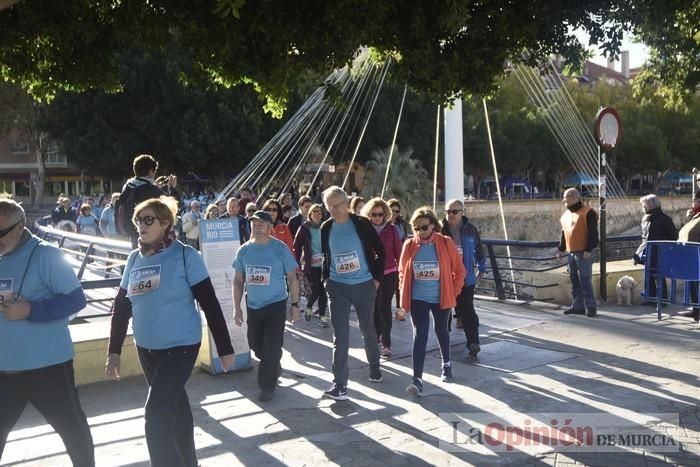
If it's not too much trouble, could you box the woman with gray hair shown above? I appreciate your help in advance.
[634,194,677,302]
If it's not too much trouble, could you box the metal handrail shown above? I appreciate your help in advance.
[478,234,642,301]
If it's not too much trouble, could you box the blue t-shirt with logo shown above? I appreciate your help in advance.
[76,214,99,236]
[233,238,298,310]
[411,243,441,303]
[120,241,209,350]
[0,236,83,371]
[328,220,372,284]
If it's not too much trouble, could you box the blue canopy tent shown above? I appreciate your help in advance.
[563,173,598,186]
[658,170,692,194]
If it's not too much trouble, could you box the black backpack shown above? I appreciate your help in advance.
[114,181,162,237]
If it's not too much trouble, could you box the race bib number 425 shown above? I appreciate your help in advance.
[246,265,271,286]
[0,278,14,305]
[334,251,361,274]
[128,265,161,297]
[413,261,440,281]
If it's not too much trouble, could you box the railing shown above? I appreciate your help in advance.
[477,234,642,301]
[33,224,132,317]
[33,222,642,309]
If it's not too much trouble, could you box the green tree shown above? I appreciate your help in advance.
[42,43,282,182]
[4,0,696,111]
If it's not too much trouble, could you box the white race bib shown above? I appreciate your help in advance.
[334,251,361,274]
[413,261,440,281]
[456,246,463,257]
[128,265,162,296]
[0,278,14,306]
[246,265,271,286]
[311,253,323,267]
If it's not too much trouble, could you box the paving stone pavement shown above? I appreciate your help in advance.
[3,300,700,466]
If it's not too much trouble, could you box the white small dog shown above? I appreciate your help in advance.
[616,275,638,306]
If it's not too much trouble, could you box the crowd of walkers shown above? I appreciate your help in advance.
[2,154,491,467]
[6,152,700,466]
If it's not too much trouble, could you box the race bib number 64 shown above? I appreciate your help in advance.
[128,265,161,297]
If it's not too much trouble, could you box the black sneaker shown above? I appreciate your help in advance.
[586,307,597,317]
[406,377,423,396]
[258,390,274,401]
[441,364,453,382]
[468,343,481,357]
[369,365,383,382]
[563,308,586,315]
[322,384,348,401]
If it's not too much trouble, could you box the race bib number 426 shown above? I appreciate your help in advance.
[413,261,440,281]
[246,265,271,286]
[128,265,161,297]
[0,278,14,305]
[334,251,361,274]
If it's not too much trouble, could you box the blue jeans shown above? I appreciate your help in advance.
[567,252,596,310]
[410,300,451,380]
[137,345,199,467]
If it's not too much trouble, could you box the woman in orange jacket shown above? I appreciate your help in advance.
[262,199,294,251]
[399,206,466,396]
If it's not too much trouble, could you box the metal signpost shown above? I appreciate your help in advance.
[594,107,622,302]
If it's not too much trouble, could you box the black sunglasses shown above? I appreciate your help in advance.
[447,209,462,215]
[413,224,432,232]
[370,212,384,218]
[0,221,20,238]
[134,215,159,226]
[391,209,400,214]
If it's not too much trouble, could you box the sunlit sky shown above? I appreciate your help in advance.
[574,30,650,69]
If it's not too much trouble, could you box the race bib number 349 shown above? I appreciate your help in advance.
[0,278,13,305]
[334,251,361,274]
[414,261,440,281]
[128,265,161,296]
[246,265,271,286]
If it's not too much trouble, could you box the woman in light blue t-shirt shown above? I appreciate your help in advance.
[106,196,234,467]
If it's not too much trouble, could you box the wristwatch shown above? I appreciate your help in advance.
[291,302,299,307]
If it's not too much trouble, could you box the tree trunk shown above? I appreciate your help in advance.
[33,145,46,208]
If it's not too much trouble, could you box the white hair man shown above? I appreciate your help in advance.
[320,186,385,401]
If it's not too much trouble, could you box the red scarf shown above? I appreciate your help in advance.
[692,206,700,216]
[138,230,176,256]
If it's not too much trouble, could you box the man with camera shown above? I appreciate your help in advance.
[114,154,179,248]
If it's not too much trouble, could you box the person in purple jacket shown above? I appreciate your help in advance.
[362,198,402,358]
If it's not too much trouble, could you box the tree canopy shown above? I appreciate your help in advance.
[1,0,697,112]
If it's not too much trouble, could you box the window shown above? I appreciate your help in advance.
[46,146,67,166]
[44,181,64,197]
[10,133,29,154]
[0,181,11,195]
[14,182,30,197]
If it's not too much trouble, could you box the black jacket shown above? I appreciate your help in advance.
[634,207,677,264]
[320,213,385,282]
[218,213,250,243]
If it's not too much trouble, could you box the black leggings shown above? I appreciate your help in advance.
[306,267,327,316]
[374,271,398,348]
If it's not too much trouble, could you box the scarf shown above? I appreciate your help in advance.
[413,231,436,246]
[372,222,386,234]
[138,229,176,256]
[692,206,700,216]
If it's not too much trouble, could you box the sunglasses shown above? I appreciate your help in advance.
[370,212,384,218]
[447,209,462,215]
[0,221,20,238]
[391,209,400,214]
[413,224,432,232]
[134,215,159,226]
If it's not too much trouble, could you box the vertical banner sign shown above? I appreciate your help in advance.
[198,218,252,373]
